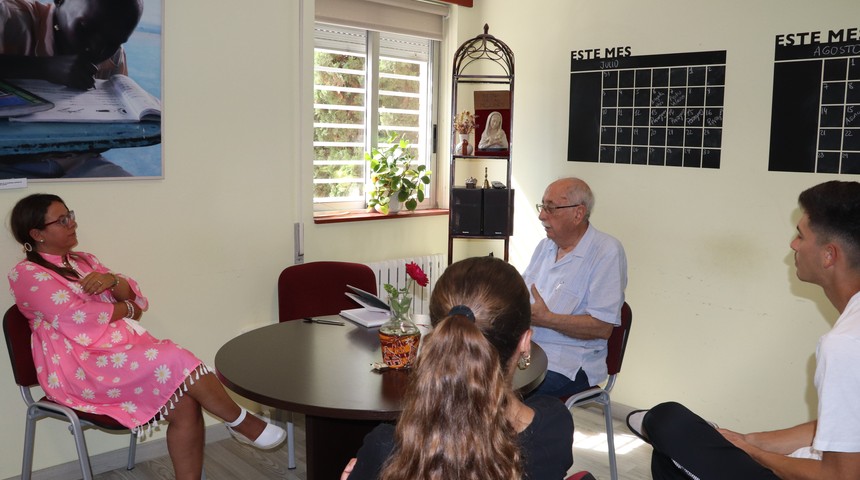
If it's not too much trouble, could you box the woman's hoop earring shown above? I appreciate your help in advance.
[517,353,531,370]
[23,242,33,252]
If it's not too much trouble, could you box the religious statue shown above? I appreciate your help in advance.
[478,111,508,150]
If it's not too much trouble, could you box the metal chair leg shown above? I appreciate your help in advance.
[126,430,137,470]
[65,414,95,480]
[287,411,296,469]
[603,400,618,480]
[21,408,38,480]
[273,409,297,469]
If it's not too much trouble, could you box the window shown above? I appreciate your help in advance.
[313,23,438,211]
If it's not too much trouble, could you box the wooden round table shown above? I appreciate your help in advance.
[215,317,547,480]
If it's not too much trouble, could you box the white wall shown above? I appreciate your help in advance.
[456,0,859,434]
[0,0,446,475]
[2,0,859,475]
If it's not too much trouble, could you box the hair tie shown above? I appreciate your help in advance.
[448,305,475,322]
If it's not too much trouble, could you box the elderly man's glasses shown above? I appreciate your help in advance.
[43,210,75,228]
[535,204,580,214]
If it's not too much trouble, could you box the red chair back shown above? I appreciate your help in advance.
[606,302,632,375]
[3,305,38,388]
[277,261,378,322]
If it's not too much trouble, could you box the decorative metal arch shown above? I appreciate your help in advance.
[452,24,515,81]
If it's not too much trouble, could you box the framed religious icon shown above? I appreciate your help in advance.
[474,90,511,155]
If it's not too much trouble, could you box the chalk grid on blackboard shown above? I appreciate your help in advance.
[769,42,860,174]
[568,51,726,169]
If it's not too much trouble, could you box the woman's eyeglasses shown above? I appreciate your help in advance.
[43,210,75,228]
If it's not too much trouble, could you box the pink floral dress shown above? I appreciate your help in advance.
[7,251,205,432]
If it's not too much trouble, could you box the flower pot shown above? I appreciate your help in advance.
[372,195,401,215]
[388,195,401,214]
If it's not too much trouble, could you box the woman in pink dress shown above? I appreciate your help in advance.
[7,193,286,479]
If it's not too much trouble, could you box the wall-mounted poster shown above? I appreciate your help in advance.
[0,0,162,181]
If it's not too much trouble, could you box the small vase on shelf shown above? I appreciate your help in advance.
[378,292,421,369]
[455,133,473,156]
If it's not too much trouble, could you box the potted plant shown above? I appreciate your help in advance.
[366,133,431,214]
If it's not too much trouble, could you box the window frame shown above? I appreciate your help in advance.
[312,23,439,213]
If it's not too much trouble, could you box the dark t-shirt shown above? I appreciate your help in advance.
[346,394,574,479]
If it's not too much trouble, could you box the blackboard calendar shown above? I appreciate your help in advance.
[769,37,860,174]
[568,51,727,168]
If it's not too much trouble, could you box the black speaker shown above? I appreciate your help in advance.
[451,187,483,235]
[482,188,514,236]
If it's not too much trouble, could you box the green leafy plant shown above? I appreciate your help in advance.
[366,134,431,214]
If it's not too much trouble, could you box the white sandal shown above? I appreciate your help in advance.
[225,407,287,450]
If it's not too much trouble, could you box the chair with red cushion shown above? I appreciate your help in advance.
[3,305,138,480]
[275,261,378,468]
[278,261,378,322]
[562,302,633,480]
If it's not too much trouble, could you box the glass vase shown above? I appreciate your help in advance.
[378,292,421,369]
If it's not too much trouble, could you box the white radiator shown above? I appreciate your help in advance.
[364,254,446,315]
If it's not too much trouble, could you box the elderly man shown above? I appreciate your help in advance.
[523,177,627,397]
[627,180,860,479]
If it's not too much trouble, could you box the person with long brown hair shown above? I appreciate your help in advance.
[342,256,574,479]
[7,194,286,479]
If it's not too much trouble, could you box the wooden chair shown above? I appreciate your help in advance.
[3,305,138,480]
[563,302,633,480]
[275,261,378,468]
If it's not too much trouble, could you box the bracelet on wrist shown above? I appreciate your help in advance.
[124,300,135,320]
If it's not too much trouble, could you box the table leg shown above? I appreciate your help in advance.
[305,415,384,480]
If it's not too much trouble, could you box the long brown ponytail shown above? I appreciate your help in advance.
[379,256,531,480]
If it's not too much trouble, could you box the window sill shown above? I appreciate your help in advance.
[313,208,449,224]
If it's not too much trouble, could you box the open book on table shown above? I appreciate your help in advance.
[8,75,161,123]
[341,284,390,328]
[339,308,391,328]
[345,284,389,312]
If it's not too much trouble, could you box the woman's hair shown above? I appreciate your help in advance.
[380,256,531,480]
[10,193,80,280]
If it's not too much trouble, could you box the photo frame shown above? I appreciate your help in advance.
[0,0,163,181]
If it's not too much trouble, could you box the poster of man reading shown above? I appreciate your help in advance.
[0,0,162,180]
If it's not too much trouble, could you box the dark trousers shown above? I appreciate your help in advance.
[645,402,780,480]
[530,368,591,397]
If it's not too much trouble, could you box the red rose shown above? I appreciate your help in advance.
[405,262,429,287]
